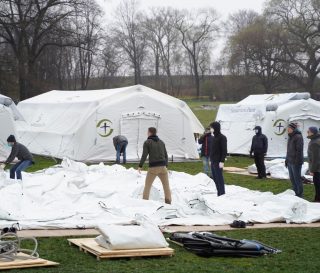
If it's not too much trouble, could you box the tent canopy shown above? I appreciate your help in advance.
[216,93,320,157]
[17,85,204,162]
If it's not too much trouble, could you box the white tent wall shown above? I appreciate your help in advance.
[216,94,320,158]
[17,85,203,162]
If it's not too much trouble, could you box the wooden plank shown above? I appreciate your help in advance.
[0,253,58,270]
[68,238,174,259]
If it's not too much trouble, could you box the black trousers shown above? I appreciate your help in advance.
[314,172,320,202]
[254,153,266,178]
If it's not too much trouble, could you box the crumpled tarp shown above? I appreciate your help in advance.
[248,159,311,180]
[0,158,319,230]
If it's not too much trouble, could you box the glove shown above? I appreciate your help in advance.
[285,160,288,168]
[219,162,224,169]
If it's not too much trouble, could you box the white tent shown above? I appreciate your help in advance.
[0,94,24,161]
[216,93,320,157]
[17,85,204,162]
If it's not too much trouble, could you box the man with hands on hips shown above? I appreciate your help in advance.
[209,121,227,196]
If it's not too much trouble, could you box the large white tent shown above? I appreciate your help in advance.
[216,93,320,157]
[0,94,24,162]
[17,85,204,162]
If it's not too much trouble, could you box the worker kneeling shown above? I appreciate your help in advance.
[138,127,172,204]
[2,135,34,180]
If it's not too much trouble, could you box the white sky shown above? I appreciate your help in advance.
[99,0,265,19]
[96,0,266,69]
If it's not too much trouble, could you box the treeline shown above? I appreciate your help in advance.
[0,0,319,101]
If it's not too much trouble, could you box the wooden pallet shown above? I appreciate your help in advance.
[68,238,174,261]
[0,253,58,270]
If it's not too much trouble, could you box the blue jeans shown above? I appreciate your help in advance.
[202,156,210,176]
[211,162,225,196]
[116,142,127,164]
[288,164,303,197]
[10,160,33,180]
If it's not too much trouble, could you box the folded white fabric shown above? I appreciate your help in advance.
[95,215,168,250]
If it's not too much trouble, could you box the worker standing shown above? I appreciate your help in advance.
[198,127,212,177]
[285,122,304,197]
[138,127,171,204]
[307,127,320,202]
[250,126,268,179]
[210,121,227,196]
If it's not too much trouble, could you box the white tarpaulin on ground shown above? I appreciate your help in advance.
[16,85,204,162]
[248,159,311,180]
[0,159,319,230]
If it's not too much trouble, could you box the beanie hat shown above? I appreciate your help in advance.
[309,126,319,135]
[288,122,297,130]
[7,135,16,143]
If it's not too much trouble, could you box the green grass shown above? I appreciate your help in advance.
[6,99,319,273]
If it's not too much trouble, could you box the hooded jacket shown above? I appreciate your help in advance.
[198,132,212,157]
[308,133,320,173]
[250,126,268,155]
[209,122,227,164]
[139,135,168,168]
[286,129,304,165]
[5,142,34,164]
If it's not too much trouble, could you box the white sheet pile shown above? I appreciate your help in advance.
[248,159,311,180]
[0,158,319,230]
[95,215,168,250]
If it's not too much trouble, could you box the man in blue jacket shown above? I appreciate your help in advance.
[250,126,268,179]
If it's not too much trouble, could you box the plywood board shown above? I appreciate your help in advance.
[0,253,58,270]
[68,238,174,260]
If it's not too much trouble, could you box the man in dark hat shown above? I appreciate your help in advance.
[209,121,227,196]
[250,126,268,179]
[285,122,304,197]
[307,126,320,202]
[2,135,34,180]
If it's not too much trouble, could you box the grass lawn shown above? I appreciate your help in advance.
[7,100,319,273]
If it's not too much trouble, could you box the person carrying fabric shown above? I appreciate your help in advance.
[1,135,34,180]
[113,135,128,164]
[285,122,304,197]
[198,127,213,177]
[307,126,320,202]
[138,127,171,204]
[250,126,268,179]
[209,121,227,196]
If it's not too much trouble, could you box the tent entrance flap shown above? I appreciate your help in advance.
[121,113,159,159]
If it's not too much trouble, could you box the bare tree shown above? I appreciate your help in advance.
[0,0,88,99]
[112,0,146,85]
[176,9,219,98]
[266,0,320,96]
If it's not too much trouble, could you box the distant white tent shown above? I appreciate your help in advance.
[216,93,320,157]
[0,94,24,161]
[17,85,204,162]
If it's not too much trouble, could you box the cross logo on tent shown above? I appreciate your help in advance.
[97,119,113,137]
[273,119,286,136]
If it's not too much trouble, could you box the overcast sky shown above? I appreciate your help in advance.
[99,0,265,19]
[97,0,266,65]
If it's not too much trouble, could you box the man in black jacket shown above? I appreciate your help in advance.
[113,135,128,164]
[2,135,34,180]
[250,126,268,179]
[285,122,304,197]
[307,126,320,202]
[198,127,212,176]
[138,127,171,204]
[209,122,227,196]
